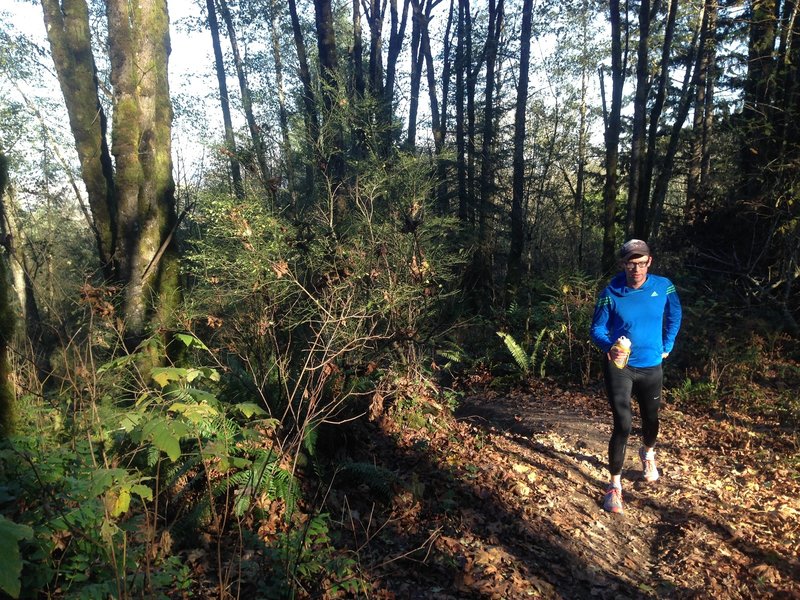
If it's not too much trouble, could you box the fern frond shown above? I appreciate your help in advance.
[497,331,531,373]
[529,327,548,376]
[335,461,396,502]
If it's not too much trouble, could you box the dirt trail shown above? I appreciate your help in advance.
[353,380,800,599]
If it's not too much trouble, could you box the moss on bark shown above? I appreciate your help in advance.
[0,152,16,436]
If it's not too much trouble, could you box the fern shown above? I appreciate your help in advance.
[497,331,532,373]
[497,328,549,377]
[334,461,396,502]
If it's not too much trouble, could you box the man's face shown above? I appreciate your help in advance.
[623,255,651,288]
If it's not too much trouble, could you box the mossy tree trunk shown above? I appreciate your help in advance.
[41,0,180,350]
[0,151,15,436]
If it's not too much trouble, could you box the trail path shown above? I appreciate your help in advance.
[345,380,800,599]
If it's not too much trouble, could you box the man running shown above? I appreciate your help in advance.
[590,239,682,513]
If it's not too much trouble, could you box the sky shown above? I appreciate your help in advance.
[5,0,220,181]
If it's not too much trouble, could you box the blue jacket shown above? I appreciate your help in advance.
[590,272,682,368]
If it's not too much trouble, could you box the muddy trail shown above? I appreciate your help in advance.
[330,380,800,599]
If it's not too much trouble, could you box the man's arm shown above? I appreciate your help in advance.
[662,282,682,355]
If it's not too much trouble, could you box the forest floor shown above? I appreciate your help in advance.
[327,378,800,599]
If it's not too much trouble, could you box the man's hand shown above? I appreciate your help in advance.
[608,346,627,362]
[662,352,669,359]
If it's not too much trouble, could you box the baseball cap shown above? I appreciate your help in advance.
[619,239,650,261]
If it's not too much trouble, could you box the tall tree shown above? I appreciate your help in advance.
[0,150,15,436]
[477,0,503,240]
[455,0,468,220]
[218,0,272,197]
[41,0,180,347]
[287,0,318,202]
[625,0,656,237]
[268,0,295,202]
[384,0,411,154]
[686,0,718,224]
[506,0,534,290]
[434,0,455,214]
[600,0,626,270]
[313,0,346,227]
[207,0,244,199]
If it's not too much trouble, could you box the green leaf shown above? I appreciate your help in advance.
[174,332,209,350]
[142,418,182,462]
[0,515,33,599]
[151,367,188,387]
[112,488,131,517]
[170,402,220,424]
[130,484,153,501]
[186,387,218,404]
[232,402,268,418]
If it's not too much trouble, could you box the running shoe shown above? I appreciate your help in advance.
[639,447,659,482]
[603,485,623,513]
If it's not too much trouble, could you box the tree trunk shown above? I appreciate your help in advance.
[0,186,51,382]
[217,0,272,199]
[407,0,424,149]
[269,0,294,205]
[478,0,503,240]
[456,0,468,220]
[287,0,318,203]
[42,0,181,348]
[313,0,346,228]
[741,0,778,196]
[207,0,244,199]
[40,0,116,275]
[650,14,704,240]
[435,0,455,214]
[639,0,678,237]
[0,151,16,436]
[506,0,533,290]
[626,0,655,238]
[384,0,411,154]
[601,0,625,271]
[687,0,716,225]
[465,0,477,226]
[350,0,366,159]
[106,0,180,343]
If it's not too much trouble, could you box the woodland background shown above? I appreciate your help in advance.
[0,0,798,596]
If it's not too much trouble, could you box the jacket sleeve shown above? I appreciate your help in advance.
[590,292,614,353]
[662,282,682,354]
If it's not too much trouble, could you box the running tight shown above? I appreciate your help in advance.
[604,360,663,476]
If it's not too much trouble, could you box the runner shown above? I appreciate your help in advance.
[590,239,683,513]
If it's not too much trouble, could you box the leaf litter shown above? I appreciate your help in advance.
[328,379,800,599]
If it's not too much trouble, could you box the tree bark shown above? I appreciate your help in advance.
[287,0,318,202]
[269,0,294,204]
[42,0,181,347]
[639,0,678,237]
[207,0,244,199]
[106,0,180,343]
[407,0,425,149]
[435,0,455,214]
[626,0,656,238]
[40,0,116,275]
[0,151,16,436]
[506,0,533,290]
[456,0,468,220]
[687,0,716,224]
[217,0,272,198]
[601,0,625,271]
[384,0,411,154]
[478,0,503,240]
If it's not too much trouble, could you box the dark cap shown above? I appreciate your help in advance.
[619,239,651,261]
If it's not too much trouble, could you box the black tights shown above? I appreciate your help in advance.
[604,360,663,476]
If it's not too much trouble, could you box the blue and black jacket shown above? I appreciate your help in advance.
[590,272,682,368]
